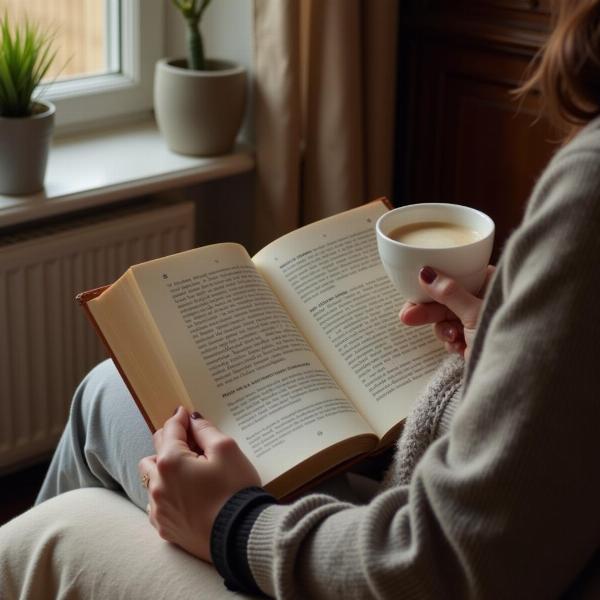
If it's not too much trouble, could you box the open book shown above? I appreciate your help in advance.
[77,198,445,498]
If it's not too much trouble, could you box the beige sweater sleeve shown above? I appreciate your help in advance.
[247,128,600,599]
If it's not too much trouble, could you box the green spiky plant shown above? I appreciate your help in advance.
[171,0,214,71]
[0,13,56,118]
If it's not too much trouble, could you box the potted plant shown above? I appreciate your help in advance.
[0,14,56,195]
[154,0,246,156]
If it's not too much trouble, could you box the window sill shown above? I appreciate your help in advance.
[0,118,254,229]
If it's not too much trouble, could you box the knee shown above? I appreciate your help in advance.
[81,358,122,391]
[70,359,131,426]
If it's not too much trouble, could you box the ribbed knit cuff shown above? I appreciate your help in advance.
[211,487,276,596]
[247,504,290,598]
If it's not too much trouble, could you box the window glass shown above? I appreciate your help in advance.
[1,0,120,82]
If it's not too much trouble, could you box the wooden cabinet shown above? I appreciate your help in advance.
[395,2,558,254]
[443,0,551,17]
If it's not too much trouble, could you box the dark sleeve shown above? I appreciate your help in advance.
[210,486,277,595]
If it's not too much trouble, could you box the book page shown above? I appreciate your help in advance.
[130,243,376,492]
[253,201,446,439]
[87,273,191,430]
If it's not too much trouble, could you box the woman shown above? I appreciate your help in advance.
[1,2,599,598]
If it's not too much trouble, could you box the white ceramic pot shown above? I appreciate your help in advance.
[154,58,246,156]
[0,99,55,195]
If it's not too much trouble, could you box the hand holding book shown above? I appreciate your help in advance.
[138,406,261,563]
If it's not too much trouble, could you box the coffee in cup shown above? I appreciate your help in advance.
[375,203,495,303]
[387,221,482,248]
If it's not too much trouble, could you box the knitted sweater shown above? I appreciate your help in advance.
[216,118,600,598]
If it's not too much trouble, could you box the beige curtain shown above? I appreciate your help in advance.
[253,0,399,248]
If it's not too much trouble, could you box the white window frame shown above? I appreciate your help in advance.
[41,0,164,133]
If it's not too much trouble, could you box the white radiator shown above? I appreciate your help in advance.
[0,201,195,471]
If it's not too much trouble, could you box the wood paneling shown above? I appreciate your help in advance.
[409,0,551,34]
[396,3,559,254]
[447,0,551,16]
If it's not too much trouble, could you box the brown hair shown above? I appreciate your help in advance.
[519,1,600,135]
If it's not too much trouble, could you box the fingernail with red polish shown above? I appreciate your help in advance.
[443,326,456,341]
[191,411,203,420]
[420,266,437,284]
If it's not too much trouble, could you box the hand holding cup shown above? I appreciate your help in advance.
[399,264,496,359]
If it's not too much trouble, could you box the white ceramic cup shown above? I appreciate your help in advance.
[375,203,495,303]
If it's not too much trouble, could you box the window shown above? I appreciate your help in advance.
[2,0,164,131]
[5,0,120,82]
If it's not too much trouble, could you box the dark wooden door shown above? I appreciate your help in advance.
[395,2,558,255]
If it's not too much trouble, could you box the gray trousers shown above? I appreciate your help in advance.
[37,359,155,510]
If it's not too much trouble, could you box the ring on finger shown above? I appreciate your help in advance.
[141,472,150,489]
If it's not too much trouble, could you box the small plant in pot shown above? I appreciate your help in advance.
[0,14,56,195]
[155,0,246,156]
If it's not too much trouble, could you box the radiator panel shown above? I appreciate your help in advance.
[0,202,195,471]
